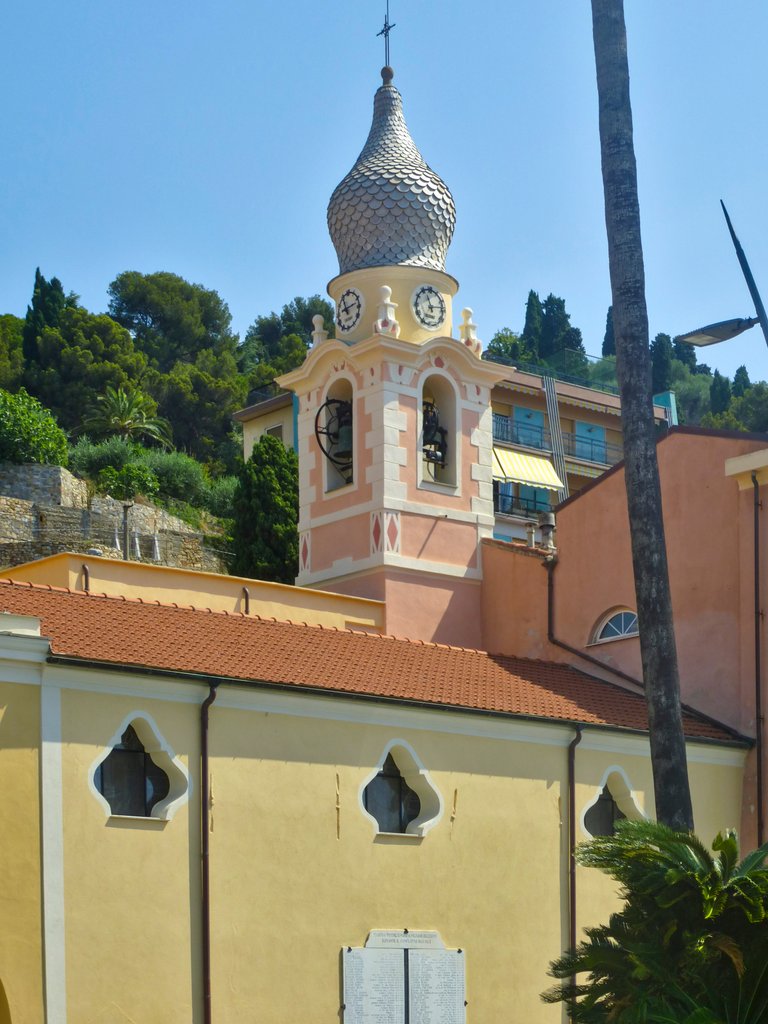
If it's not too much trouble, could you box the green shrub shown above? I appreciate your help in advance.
[0,388,68,466]
[97,463,159,501]
[139,449,209,505]
[69,435,143,477]
[204,475,238,519]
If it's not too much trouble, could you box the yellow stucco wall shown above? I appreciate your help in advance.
[0,631,746,1024]
[0,681,44,1024]
[5,554,385,632]
[10,664,739,1024]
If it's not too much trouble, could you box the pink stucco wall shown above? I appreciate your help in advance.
[482,428,767,847]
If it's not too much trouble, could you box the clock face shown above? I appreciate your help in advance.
[337,288,363,332]
[412,285,446,331]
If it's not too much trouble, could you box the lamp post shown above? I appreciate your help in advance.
[677,202,768,351]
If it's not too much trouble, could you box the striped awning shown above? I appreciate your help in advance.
[564,460,604,480]
[492,448,564,490]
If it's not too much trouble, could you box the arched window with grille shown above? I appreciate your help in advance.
[592,609,638,644]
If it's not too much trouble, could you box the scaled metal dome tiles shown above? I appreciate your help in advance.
[327,71,456,275]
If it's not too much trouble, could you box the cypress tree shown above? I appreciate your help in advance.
[520,290,542,360]
[22,268,66,365]
[733,364,751,398]
[709,370,732,416]
[231,434,299,584]
[650,333,673,393]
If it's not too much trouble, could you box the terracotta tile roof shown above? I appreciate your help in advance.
[0,579,740,743]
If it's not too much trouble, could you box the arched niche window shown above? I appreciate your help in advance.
[360,742,442,837]
[90,715,189,820]
[420,372,458,488]
[582,768,644,838]
[315,377,354,491]
[592,609,638,644]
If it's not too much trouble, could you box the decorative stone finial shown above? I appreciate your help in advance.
[373,285,400,338]
[311,313,328,347]
[381,66,394,84]
[459,308,482,357]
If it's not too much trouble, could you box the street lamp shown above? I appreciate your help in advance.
[677,316,759,347]
[677,201,768,351]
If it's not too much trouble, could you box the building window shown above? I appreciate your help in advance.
[582,768,644,839]
[265,424,284,441]
[594,610,638,643]
[317,377,354,491]
[584,785,626,837]
[420,373,458,488]
[359,742,443,837]
[364,752,421,834]
[94,724,170,817]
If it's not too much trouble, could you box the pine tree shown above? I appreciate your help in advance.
[602,305,615,356]
[539,294,571,361]
[231,434,299,584]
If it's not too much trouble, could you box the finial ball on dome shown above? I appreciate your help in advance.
[381,66,394,84]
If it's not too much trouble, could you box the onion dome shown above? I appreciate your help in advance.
[327,67,456,275]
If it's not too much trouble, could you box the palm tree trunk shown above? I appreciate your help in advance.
[590,0,693,830]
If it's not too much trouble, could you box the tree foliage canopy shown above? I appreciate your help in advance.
[82,385,172,447]
[544,820,768,1024]
[0,387,69,466]
[108,271,238,372]
[24,306,147,432]
[0,314,24,391]
[230,434,298,583]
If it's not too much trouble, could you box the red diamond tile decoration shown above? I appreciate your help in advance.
[372,514,382,553]
[386,514,399,552]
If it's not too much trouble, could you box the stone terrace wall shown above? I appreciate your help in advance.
[0,463,88,508]
[0,465,229,574]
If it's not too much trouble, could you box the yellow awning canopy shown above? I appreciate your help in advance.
[564,460,604,480]
[492,448,564,490]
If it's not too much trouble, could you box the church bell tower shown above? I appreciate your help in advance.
[278,68,507,648]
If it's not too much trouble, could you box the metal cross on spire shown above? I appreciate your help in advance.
[377,0,396,68]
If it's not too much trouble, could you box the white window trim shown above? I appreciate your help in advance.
[358,739,444,837]
[88,711,191,822]
[580,764,648,839]
[321,372,358,496]
[417,368,461,494]
[588,608,639,646]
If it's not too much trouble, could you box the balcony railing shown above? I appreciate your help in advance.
[494,491,552,518]
[561,431,624,466]
[492,414,552,451]
[493,414,624,467]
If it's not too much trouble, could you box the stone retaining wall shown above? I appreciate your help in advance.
[0,463,89,508]
[0,466,230,574]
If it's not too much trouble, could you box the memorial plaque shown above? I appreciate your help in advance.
[343,931,465,1024]
[408,950,465,1024]
[344,949,405,1024]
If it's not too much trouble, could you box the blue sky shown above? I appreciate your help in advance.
[3,1,768,380]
